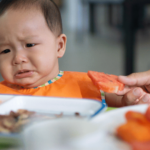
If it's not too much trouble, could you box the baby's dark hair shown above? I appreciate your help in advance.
[0,0,62,36]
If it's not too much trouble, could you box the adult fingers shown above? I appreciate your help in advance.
[118,70,150,87]
[145,85,150,93]
[117,85,149,96]
[121,88,144,106]
[117,85,134,95]
[136,93,150,104]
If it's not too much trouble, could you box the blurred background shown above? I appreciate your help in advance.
[1,0,150,81]
[57,0,150,75]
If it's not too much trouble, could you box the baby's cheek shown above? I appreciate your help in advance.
[32,55,51,68]
[0,64,6,76]
[0,65,13,81]
[29,51,58,75]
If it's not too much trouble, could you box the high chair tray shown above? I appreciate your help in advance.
[0,94,107,146]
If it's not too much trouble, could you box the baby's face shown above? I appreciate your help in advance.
[0,8,66,88]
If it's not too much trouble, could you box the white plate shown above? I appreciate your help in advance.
[23,118,99,150]
[22,104,148,150]
[73,104,148,150]
[0,95,106,117]
[0,94,15,103]
[0,95,107,146]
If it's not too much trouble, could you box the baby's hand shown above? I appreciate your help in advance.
[116,71,150,105]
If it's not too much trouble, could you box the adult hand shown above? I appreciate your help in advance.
[117,70,150,106]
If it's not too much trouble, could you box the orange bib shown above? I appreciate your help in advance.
[0,71,101,101]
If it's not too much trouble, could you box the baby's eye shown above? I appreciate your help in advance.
[26,44,35,47]
[1,49,10,54]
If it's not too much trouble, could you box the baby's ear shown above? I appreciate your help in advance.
[57,34,67,58]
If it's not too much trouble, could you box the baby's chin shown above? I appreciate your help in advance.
[13,79,40,88]
[16,82,39,88]
[8,76,49,88]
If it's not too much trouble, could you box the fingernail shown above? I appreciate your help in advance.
[133,88,141,97]
[142,95,150,103]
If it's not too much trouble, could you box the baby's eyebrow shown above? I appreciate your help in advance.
[0,39,8,46]
[0,43,9,46]
[0,36,41,46]
[23,35,40,40]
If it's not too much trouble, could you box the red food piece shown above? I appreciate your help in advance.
[87,71,124,93]
[125,111,150,126]
[131,142,150,150]
[145,105,150,121]
[117,120,150,143]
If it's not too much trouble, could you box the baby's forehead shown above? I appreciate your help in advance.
[5,5,43,17]
[0,0,62,37]
[7,7,58,37]
[0,7,56,42]
[2,8,42,25]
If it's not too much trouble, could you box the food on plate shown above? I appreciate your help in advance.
[117,120,150,142]
[0,109,35,133]
[87,70,124,93]
[55,112,63,118]
[0,109,61,133]
[0,100,3,105]
[0,109,83,134]
[131,142,150,150]
[116,105,150,150]
[125,111,150,125]
[75,112,80,116]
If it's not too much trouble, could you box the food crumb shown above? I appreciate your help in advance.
[75,112,80,117]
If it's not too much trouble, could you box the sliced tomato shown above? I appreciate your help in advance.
[87,70,124,93]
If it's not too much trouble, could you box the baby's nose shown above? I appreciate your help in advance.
[12,52,28,65]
